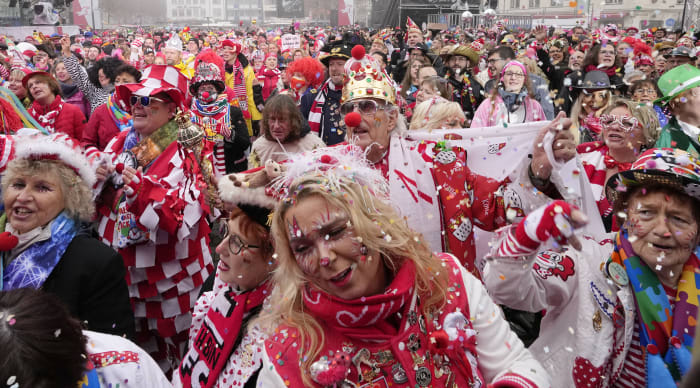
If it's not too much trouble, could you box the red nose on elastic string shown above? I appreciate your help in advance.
[0,231,19,251]
[201,91,210,100]
[344,112,362,128]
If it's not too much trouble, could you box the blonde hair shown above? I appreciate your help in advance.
[410,98,465,130]
[2,159,94,222]
[570,91,614,143]
[603,98,661,147]
[257,175,449,386]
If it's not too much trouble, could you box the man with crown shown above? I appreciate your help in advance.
[95,65,217,375]
[190,50,251,175]
[164,34,194,79]
[338,45,577,277]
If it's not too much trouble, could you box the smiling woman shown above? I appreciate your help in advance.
[254,147,550,388]
[0,131,134,339]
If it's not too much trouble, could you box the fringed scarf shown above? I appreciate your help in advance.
[308,79,343,136]
[191,94,231,142]
[610,229,699,386]
[30,95,64,133]
[178,281,270,388]
[230,59,250,119]
[107,94,132,133]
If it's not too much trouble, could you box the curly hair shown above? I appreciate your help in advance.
[256,174,449,386]
[285,57,325,89]
[2,158,95,222]
[0,288,87,388]
[87,56,125,88]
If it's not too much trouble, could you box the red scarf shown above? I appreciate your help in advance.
[177,282,269,388]
[584,64,618,78]
[30,95,64,133]
[303,259,414,342]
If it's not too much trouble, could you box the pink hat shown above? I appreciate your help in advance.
[500,60,528,82]
[115,65,189,112]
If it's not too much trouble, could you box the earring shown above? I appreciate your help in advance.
[359,245,369,262]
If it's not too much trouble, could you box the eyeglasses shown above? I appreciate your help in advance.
[600,114,640,131]
[340,99,388,115]
[130,95,167,107]
[219,222,260,255]
[633,88,657,96]
[503,72,525,78]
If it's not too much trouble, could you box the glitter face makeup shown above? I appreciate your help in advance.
[284,196,387,299]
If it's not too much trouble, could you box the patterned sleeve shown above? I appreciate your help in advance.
[63,54,101,107]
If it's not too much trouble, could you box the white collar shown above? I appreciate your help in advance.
[677,119,700,141]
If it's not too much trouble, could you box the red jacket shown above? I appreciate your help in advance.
[29,96,86,141]
[257,68,280,100]
[82,103,121,150]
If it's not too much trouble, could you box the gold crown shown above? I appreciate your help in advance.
[341,49,396,105]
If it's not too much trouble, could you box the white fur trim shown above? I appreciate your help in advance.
[218,174,278,210]
[12,130,97,188]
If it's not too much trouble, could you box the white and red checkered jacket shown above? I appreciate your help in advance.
[96,128,214,339]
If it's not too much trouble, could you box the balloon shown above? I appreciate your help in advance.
[462,11,473,21]
[569,1,577,7]
[484,9,496,19]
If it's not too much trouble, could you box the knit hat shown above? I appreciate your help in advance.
[606,148,700,205]
[190,50,226,94]
[656,64,700,105]
[115,64,189,111]
[341,45,396,105]
[11,129,97,189]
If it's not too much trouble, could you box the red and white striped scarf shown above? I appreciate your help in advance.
[30,95,64,133]
[231,59,250,119]
[308,79,342,135]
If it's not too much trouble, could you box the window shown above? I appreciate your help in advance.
[605,0,622,3]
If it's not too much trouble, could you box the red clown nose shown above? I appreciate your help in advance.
[344,112,362,128]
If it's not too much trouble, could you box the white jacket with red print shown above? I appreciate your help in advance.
[482,229,638,388]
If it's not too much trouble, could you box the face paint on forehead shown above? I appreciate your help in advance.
[287,215,304,239]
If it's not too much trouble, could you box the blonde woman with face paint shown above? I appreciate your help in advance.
[483,148,700,388]
[255,147,550,388]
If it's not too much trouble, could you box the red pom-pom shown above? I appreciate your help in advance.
[320,155,332,164]
[115,163,125,174]
[0,231,19,251]
[344,112,362,128]
[429,329,450,350]
[351,45,366,60]
[201,91,210,100]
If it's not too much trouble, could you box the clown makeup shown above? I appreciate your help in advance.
[284,195,387,299]
[626,190,700,286]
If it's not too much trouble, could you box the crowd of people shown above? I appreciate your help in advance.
[0,18,700,387]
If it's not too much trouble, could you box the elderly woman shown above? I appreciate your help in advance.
[570,70,616,143]
[96,65,215,374]
[249,94,324,168]
[256,147,550,387]
[0,131,134,338]
[483,147,700,387]
[472,60,546,127]
[577,99,660,231]
[174,175,277,387]
[23,71,86,140]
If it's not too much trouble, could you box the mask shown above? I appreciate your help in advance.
[291,76,308,91]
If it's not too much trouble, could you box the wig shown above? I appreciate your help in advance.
[285,57,325,89]
[87,56,125,88]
